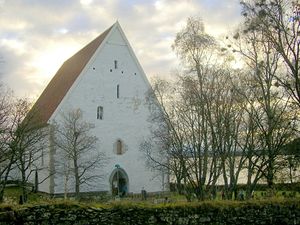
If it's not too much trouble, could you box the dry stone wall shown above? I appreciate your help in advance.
[0,200,299,225]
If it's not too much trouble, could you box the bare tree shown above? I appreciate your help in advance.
[172,17,253,200]
[9,98,46,203]
[232,22,297,192]
[146,16,297,202]
[240,0,300,109]
[172,17,222,201]
[142,78,192,197]
[145,68,250,201]
[53,108,108,199]
[142,18,253,201]
[0,85,14,202]
[278,138,300,184]
[207,70,250,200]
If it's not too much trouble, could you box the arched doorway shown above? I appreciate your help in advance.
[109,167,129,196]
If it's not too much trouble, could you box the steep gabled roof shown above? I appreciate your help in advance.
[31,25,113,124]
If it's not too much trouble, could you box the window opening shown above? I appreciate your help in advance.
[116,140,122,155]
[97,106,103,120]
[41,150,44,166]
[114,60,118,69]
[117,85,120,98]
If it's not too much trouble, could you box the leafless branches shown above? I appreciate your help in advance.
[53,108,108,199]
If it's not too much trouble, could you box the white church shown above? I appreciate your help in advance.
[30,22,167,196]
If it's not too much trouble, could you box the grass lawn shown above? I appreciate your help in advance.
[1,186,299,206]
[2,186,50,204]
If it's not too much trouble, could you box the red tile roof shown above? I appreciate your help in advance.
[31,25,113,124]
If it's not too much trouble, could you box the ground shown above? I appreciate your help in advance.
[1,185,299,206]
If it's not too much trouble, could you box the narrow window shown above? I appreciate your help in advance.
[116,140,122,155]
[41,150,44,166]
[114,60,118,69]
[97,106,103,120]
[117,84,119,98]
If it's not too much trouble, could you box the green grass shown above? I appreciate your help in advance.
[2,186,51,205]
[1,186,300,209]
[253,190,300,200]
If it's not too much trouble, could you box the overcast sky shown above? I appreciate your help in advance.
[0,0,242,98]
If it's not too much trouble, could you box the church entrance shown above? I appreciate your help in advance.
[110,167,129,196]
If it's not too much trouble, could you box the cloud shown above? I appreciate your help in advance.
[198,0,242,36]
[0,0,242,97]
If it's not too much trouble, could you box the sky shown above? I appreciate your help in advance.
[0,0,242,98]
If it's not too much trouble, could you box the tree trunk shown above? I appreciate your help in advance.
[64,163,70,200]
[266,160,275,190]
[0,153,15,202]
[246,158,255,199]
[221,160,229,199]
[21,169,27,203]
[0,187,4,203]
[34,170,38,193]
[73,158,80,199]
[0,164,12,202]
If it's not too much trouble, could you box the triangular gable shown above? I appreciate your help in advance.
[30,25,113,124]
[107,22,154,94]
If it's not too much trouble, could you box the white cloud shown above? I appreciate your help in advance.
[80,0,94,6]
[0,39,26,55]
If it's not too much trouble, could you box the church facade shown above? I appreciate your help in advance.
[31,22,166,195]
